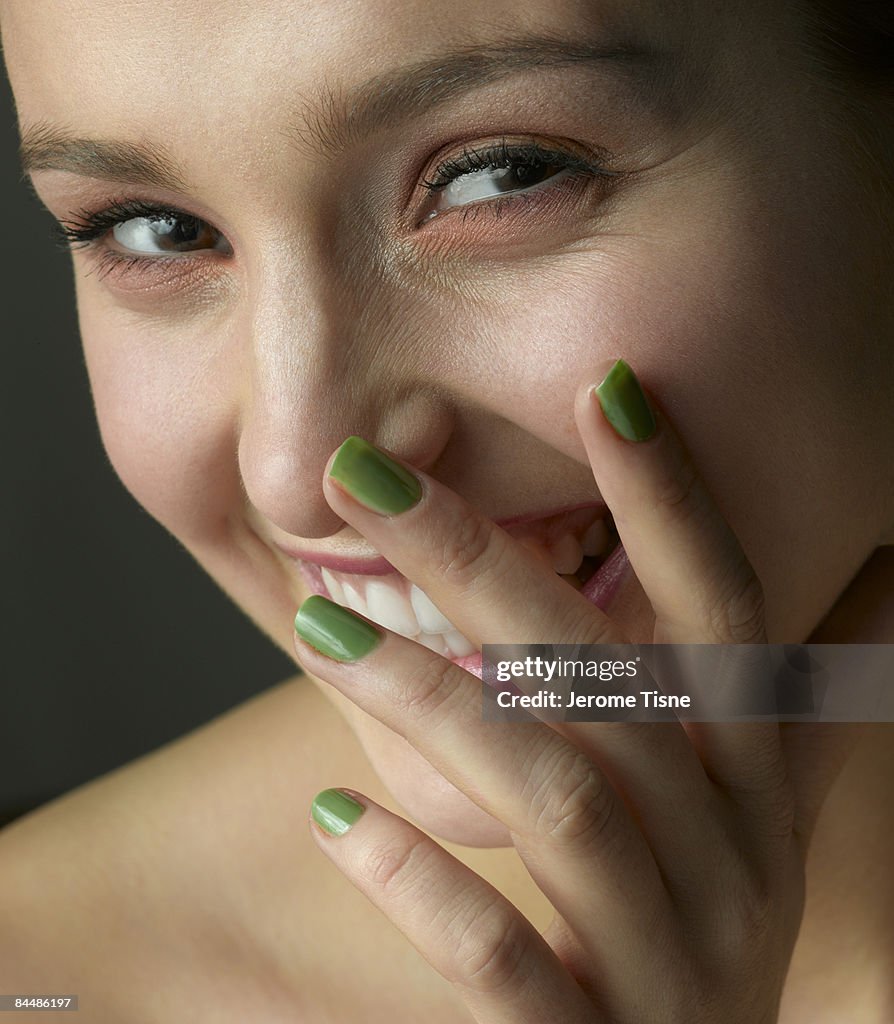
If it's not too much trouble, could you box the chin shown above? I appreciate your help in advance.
[337,573,656,849]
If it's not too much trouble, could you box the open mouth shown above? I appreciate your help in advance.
[295,506,625,665]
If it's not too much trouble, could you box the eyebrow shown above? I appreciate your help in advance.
[19,32,665,191]
[295,33,666,156]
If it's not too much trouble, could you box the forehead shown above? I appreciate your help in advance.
[2,0,678,132]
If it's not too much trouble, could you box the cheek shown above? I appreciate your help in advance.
[77,298,241,548]
[417,232,767,473]
[418,192,878,640]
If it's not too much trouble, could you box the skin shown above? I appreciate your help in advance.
[1,0,893,1019]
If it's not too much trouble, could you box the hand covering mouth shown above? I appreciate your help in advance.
[290,505,621,662]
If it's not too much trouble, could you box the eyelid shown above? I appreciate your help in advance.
[413,135,620,228]
[419,136,610,193]
[50,197,233,291]
[55,199,226,250]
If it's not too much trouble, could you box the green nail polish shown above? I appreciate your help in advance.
[294,595,383,662]
[329,436,422,516]
[312,789,365,836]
[594,359,657,442]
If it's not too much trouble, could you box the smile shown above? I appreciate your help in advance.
[288,505,624,664]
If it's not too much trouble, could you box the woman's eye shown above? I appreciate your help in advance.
[111,214,221,255]
[53,201,232,286]
[56,201,229,259]
[418,139,609,222]
[435,158,567,207]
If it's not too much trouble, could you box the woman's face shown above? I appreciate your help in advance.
[4,0,891,844]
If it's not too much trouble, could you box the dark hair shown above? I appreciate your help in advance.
[795,0,894,219]
[800,0,894,81]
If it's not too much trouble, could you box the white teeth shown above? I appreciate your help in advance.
[443,630,476,658]
[549,533,584,575]
[365,580,421,637]
[318,567,476,660]
[409,584,453,633]
[582,519,610,557]
[341,579,367,614]
[415,632,450,657]
[321,568,346,605]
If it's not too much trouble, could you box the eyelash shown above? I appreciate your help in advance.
[421,138,609,195]
[53,139,617,282]
[52,199,213,282]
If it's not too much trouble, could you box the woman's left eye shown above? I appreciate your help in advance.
[418,138,612,222]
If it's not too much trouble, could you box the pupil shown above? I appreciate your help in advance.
[148,215,202,249]
[512,160,548,187]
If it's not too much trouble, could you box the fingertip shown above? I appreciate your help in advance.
[574,362,618,417]
[310,787,367,837]
[592,359,658,443]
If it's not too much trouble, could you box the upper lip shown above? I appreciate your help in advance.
[275,501,611,575]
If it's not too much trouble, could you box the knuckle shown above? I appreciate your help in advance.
[452,901,533,995]
[704,829,789,971]
[715,871,778,967]
[707,565,767,644]
[525,745,615,848]
[361,832,434,900]
[553,603,619,647]
[393,655,462,727]
[743,729,789,789]
[729,742,797,837]
[651,445,704,526]
[432,512,511,597]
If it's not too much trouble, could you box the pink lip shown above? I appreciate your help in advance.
[276,501,610,575]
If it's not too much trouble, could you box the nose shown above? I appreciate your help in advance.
[236,260,454,539]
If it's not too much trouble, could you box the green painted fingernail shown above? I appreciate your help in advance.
[312,789,365,836]
[329,436,423,515]
[594,359,657,442]
[294,595,383,662]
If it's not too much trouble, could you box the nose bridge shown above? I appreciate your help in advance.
[235,240,451,540]
[236,242,366,537]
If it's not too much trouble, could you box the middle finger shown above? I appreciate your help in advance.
[317,437,726,883]
[293,597,672,974]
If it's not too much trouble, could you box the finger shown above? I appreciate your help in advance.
[293,602,678,983]
[578,360,767,648]
[322,435,625,651]
[309,788,597,1024]
[576,361,785,811]
[317,435,724,887]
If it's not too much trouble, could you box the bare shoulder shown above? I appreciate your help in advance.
[0,676,463,1022]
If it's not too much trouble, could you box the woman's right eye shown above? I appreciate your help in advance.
[57,200,228,257]
[110,213,223,254]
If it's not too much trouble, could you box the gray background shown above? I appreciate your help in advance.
[0,68,295,825]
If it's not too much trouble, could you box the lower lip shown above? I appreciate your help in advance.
[297,542,630,681]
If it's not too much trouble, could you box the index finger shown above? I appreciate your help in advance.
[578,360,787,810]
[322,438,626,652]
